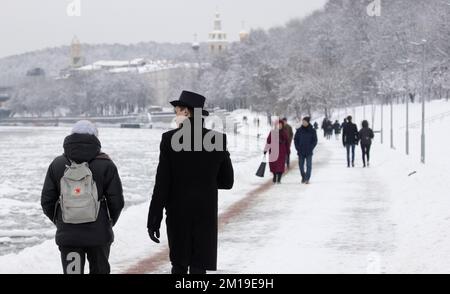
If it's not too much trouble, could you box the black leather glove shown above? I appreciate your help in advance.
[148,227,160,244]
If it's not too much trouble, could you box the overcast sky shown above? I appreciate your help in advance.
[0,0,327,58]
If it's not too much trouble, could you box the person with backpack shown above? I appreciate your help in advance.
[359,120,375,167]
[342,115,359,168]
[147,91,234,274]
[41,120,124,274]
[294,117,318,184]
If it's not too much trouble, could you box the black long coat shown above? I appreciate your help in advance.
[41,134,125,247]
[147,118,234,271]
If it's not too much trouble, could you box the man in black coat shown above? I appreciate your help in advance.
[342,115,359,168]
[147,91,234,274]
[41,121,124,274]
[294,117,318,184]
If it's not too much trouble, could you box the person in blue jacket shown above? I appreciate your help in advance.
[294,117,318,184]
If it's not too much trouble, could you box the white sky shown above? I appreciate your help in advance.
[0,0,327,58]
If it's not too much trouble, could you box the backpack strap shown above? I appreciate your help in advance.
[62,153,111,164]
[95,153,111,161]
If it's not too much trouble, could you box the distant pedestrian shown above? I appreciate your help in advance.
[313,122,319,130]
[321,118,328,138]
[282,118,294,169]
[341,118,348,130]
[342,116,359,168]
[264,120,290,184]
[294,117,318,184]
[325,120,333,140]
[333,120,341,139]
[359,120,375,167]
[41,120,125,274]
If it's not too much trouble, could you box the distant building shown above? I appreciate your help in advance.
[208,12,228,53]
[192,34,200,53]
[71,36,84,68]
[0,87,12,118]
[69,58,210,107]
[239,22,249,42]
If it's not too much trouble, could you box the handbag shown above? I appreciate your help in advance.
[255,155,267,178]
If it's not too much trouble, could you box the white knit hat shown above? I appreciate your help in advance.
[71,120,99,137]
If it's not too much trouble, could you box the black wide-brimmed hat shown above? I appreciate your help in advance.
[170,91,210,116]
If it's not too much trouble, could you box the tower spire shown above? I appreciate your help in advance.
[71,35,83,68]
[208,11,228,53]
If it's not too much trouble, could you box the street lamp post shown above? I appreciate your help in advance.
[410,39,427,164]
[406,90,409,155]
[421,41,426,164]
[390,96,394,149]
[403,61,411,156]
[380,94,384,145]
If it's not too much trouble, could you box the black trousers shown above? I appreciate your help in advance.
[172,264,206,275]
[272,172,282,183]
[59,245,111,274]
[361,144,371,166]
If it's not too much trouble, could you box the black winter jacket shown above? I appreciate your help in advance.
[342,122,359,146]
[41,133,124,247]
[359,127,375,146]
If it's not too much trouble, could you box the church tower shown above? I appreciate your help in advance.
[70,36,84,68]
[208,12,228,53]
[239,21,249,42]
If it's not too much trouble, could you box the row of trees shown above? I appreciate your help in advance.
[200,0,450,118]
[8,72,155,117]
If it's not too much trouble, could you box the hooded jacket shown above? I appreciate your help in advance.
[41,133,124,247]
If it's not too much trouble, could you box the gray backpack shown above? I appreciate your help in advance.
[59,161,100,224]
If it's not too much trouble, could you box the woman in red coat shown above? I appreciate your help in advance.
[264,120,290,184]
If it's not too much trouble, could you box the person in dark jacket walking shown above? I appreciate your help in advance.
[282,118,293,169]
[313,122,319,130]
[359,120,375,167]
[147,91,234,275]
[41,120,124,274]
[342,115,359,168]
[333,120,341,139]
[341,118,348,130]
[321,118,328,138]
[294,117,318,184]
[264,119,290,184]
[325,119,333,140]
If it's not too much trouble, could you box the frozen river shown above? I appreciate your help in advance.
[0,126,262,256]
